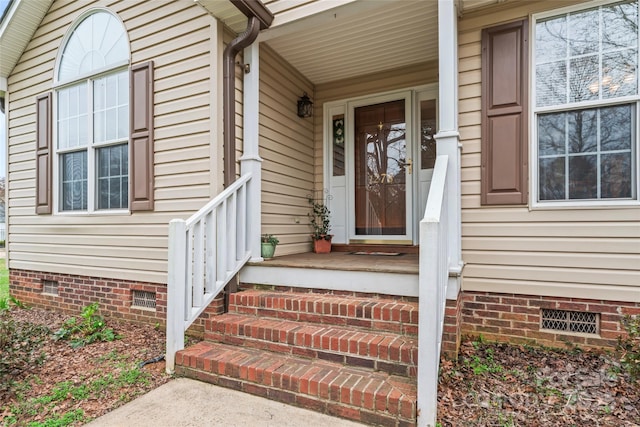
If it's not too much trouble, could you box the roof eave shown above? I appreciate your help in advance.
[0,0,53,81]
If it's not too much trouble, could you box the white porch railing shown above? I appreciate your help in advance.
[417,154,449,427]
[166,173,255,373]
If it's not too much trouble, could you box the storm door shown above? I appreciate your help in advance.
[353,99,412,241]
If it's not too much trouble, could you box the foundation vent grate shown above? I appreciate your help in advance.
[132,290,156,310]
[42,280,59,295]
[541,309,598,335]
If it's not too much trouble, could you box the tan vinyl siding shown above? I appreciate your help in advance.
[7,0,216,284]
[259,45,314,255]
[313,61,438,193]
[458,0,640,302]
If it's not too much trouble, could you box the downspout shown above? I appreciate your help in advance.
[223,0,274,187]
[223,17,260,186]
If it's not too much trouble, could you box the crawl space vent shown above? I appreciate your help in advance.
[541,309,598,335]
[42,280,59,295]
[132,290,156,310]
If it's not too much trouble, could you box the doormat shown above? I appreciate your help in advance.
[350,251,402,256]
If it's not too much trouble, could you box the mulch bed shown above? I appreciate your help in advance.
[438,339,640,426]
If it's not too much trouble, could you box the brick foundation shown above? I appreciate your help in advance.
[460,291,640,349]
[9,269,224,334]
[10,269,636,353]
[442,293,463,358]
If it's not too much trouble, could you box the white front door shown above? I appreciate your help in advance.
[349,94,413,243]
[324,86,437,245]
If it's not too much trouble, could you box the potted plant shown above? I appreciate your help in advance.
[308,197,332,254]
[261,234,279,259]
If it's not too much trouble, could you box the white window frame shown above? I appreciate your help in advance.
[52,9,131,215]
[530,0,640,209]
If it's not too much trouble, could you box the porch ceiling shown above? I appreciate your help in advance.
[262,0,437,84]
[198,0,502,85]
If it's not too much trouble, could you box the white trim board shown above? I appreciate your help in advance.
[240,265,418,297]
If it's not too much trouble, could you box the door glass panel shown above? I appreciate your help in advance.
[332,114,345,176]
[420,99,437,169]
[354,100,406,235]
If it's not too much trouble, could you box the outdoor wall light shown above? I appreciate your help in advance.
[297,92,313,118]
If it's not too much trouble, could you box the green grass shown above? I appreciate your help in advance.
[3,366,150,426]
[0,258,8,301]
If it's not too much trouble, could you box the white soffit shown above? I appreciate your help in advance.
[263,0,437,85]
[197,0,498,85]
[460,0,502,13]
[0,0,53,79]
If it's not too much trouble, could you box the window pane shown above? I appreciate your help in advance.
[601,104,633,151]
[536,61,567,107]
[69,86,78,116]
[539,157,565,200]
[94,79,105,110]
[118,72,128,104]
[69,117,78,147]
[94,111,105,143]
[602,153,633,198]
[569,55,599,102]
[603,1,638,51]
[106,74,117,108]
[602,49,637,99]
[106,109,117,141]
[58,84,88,149]
[538,113,566,156]
[58,12,128,81]
[569,155,597,199]
[61,151,87,211]
[568,8,599,56]
[535,1,639,107]
[536,16,566,63]
[58,90,68,120]
[420,100,437,169]
[97,143,128,210]
[118,106,128,139]
[568,109,597,153]
[94,70,129,143]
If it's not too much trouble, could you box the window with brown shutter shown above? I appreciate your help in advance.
[38,11,155,215]
[130,61,155,212]
[481,19,529,205]
[36,93,52,214]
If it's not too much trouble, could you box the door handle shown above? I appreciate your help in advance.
[406,159,413,174]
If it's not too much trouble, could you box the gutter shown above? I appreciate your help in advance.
[223,0,273,186]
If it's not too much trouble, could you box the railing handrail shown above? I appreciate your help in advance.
[186,173,252,228]
[417,154,449,427]
[166,172,255,373]
[421,156,448,224]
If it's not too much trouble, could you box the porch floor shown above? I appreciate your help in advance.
[249,251,418,274]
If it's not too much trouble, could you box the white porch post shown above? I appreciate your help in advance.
[240,42,263,262]
[166,219,187,373]
[435,0,462,299]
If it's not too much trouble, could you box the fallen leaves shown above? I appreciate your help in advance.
[0,308,171,426]
[438,338,640,426]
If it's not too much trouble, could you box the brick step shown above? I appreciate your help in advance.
[176,341,416,426]
[229,290,418,336]
[205,313,418,377]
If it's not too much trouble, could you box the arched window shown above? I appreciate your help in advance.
[55,10,130,212]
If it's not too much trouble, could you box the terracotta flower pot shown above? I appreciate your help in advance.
[312,236,332,254]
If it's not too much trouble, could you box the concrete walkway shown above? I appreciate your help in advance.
[86,378,364,427]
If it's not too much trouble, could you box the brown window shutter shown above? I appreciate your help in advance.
[130,61,154,211]
[481,19,528,205]
[36,92,52,214]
